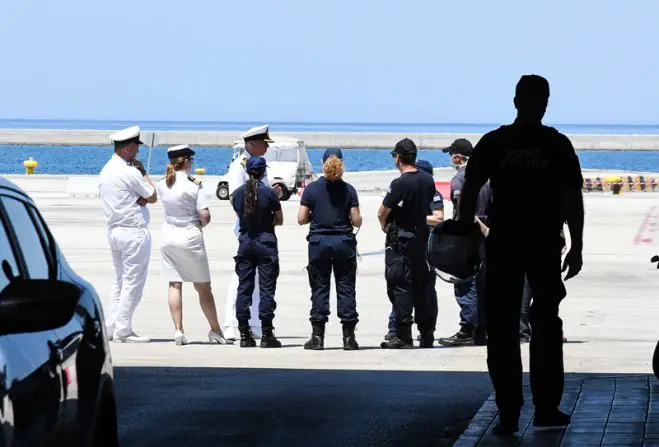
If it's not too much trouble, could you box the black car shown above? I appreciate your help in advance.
[0,177,117,446]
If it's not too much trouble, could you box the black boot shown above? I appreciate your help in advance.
[342,323,359,351]
[492,416,520,435]
[381,325,414,349]
[533,408,571,427]
[474,325,487,346]
[418,331,434,349]
[238,324,256,348]
[260,323,282,348]
[304,322,325,350]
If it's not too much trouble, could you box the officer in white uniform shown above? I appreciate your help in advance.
[156,144,230,346]
[222,124,279,340]
[99,125,157,343]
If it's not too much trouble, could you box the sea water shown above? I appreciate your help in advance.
[3,145,659,175]
[1,119,659,174]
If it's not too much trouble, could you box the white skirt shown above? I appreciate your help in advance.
[160,222,211,283]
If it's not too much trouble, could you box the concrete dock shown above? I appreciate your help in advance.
[5,172,659,446]
[2,128,659,150]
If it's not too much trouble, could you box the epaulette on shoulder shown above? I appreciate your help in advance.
[240,157,247,168]
[187,175,201,185]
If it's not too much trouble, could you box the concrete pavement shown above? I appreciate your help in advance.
[6,173,659,445]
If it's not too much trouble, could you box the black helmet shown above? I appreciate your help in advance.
[427,220,484,284]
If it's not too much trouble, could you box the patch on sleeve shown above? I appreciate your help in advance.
[397,200,404,207]
[433,195,442,202]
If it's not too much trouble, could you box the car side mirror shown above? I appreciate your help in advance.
[0,278,82,336]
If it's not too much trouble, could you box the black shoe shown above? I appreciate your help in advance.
[533,409,571,427]
[380,336,414,349]
[382,325,414,349]
[304,323,325,350]
[418,332,434,349]
[342,324,359,351]
[239,326,256,348]
[492,419,520,436]
[437,330,474,347]
[384,332,395,341]
[260,326,282,348]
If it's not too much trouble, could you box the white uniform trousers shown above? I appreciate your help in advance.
[105,226,151,338]
[223,270,261,331]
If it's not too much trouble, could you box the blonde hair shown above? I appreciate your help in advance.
[323,156,344,182]
[165,156,188,187]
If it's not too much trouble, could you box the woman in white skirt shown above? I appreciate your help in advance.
[157,144,230,345]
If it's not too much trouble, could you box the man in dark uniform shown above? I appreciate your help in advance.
[457,74,584,434]
[231,156,284,348]
[384,159,444,342]
[437,138,491,347]
[378,139,438,349]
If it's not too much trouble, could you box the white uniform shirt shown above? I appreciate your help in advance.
[227,151,271,237]
[99,154,155,229]
[156,171,209,227]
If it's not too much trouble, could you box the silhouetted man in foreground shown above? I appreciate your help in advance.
[457,74,584,435]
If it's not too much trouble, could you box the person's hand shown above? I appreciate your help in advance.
[132,159,147,176]
[136,197,148,207]
[562,247,583,281]
[273,184,282,195]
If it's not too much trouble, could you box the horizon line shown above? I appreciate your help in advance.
[0,118,658,127]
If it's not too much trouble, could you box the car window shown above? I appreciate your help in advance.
[0,220,19,291]
[2,197,50,279]
[26,205,54,263]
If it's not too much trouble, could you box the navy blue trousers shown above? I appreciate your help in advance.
[388,272,437,335]
[384,232,436,333]
[234,232,279,326]
[306,234,358,325]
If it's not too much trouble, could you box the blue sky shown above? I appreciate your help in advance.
[1,0,658,124]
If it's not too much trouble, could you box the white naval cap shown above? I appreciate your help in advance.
[109,125,144,145]
[240,124,274,143]
[167,144,195,159]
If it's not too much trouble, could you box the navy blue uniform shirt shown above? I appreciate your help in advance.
[463,122,583,230]
[383,170,437,230]
[431,189,444,212]
[451,165,493,223]
[231,181,281,234]
[301,177,359,236]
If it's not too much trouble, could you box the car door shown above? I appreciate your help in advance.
[23,202,85,443]
[0,193,64,446]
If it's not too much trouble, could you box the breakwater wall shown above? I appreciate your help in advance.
[1,129,659,150]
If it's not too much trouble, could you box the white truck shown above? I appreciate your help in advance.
[215,136,317,201]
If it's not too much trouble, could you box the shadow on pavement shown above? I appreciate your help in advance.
[114,367,493,447]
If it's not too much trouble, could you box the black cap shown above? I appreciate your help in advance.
[391,138,417,157]
[246,156,268,174]
[416,159,434,176]
[442,138,473,156]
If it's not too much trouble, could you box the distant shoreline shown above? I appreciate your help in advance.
[1,128,659,150]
